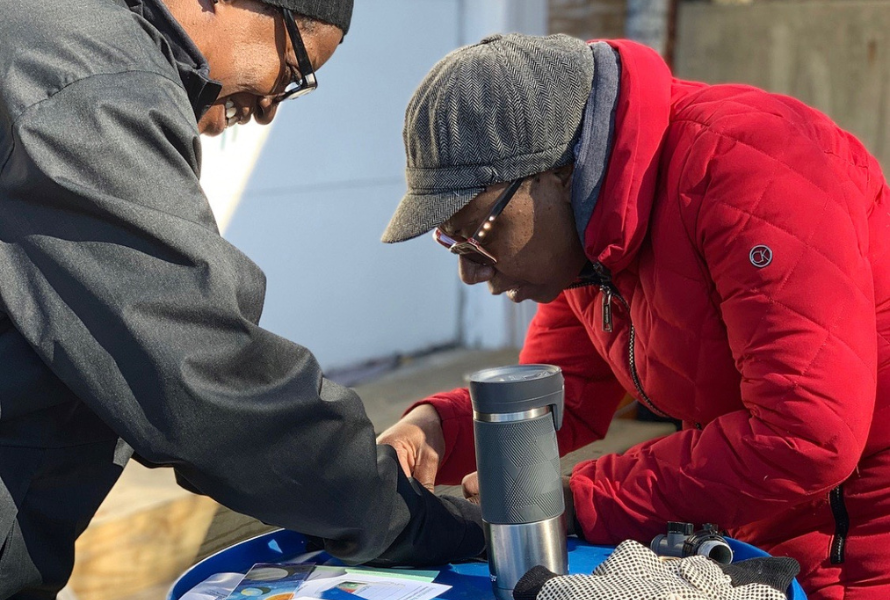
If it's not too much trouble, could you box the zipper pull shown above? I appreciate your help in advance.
[601,286,613,332]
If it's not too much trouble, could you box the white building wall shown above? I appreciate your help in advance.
[201,0,547,371]
[456,0,549,350]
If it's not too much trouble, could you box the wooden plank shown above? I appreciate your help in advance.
[68,493,217,600]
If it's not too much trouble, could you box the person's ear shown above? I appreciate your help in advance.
[553,163,574,187]
[550,163,574,203]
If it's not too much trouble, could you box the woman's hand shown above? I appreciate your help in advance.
[376,403,446,492]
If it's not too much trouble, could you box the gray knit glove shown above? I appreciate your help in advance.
[514,540,788,600]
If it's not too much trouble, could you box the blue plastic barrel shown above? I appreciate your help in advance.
[168,529,806,600]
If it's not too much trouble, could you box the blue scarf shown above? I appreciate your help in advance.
[571,43,622,241]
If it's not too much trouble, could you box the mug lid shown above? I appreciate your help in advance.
[469,364,564,420]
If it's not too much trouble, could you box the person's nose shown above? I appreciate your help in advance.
[254,96,280,125]
[458,256,495,285]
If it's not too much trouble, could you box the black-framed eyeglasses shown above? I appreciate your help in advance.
[276,9,318,102]
[432,177,525,265]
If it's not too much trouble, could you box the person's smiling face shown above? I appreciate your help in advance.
[179,0,343,136]
[439,164,588,304]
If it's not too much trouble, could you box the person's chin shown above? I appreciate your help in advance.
[527,286,563,304]
[199,120,226,136]
[493,279,562,303]
[197,106,226,136]
[534,293,559,303]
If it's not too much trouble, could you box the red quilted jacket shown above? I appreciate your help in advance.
[417,41,890,599]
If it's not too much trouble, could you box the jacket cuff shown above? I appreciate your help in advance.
[569,461,599,542]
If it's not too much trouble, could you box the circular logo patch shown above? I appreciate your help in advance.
[749,245,773,268]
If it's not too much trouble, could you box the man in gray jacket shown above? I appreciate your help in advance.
[0,0,483,596]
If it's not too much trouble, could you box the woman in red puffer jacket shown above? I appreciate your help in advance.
[379,34,890,599]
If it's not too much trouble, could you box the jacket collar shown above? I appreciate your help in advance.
[122,0,222,120]
[580,40,674,275]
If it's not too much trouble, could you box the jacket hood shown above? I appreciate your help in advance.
[580,40,674,274]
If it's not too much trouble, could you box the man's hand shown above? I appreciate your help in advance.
[376,403,445,492]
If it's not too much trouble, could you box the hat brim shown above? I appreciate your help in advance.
[381,187,484,244]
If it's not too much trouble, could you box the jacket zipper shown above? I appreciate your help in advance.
[601,286,613,332]
[829,485,849,564]
[592,263,673,420]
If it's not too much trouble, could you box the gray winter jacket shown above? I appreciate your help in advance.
[0,0,481,595]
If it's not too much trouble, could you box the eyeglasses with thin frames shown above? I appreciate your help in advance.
[432,178,525,265]
[276,9,318,102]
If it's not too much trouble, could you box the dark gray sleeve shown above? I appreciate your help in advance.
[0,71,408,562]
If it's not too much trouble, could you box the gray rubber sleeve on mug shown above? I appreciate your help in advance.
[474,414,565,524]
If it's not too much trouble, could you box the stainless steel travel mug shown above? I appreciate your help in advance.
[469,364,568,600]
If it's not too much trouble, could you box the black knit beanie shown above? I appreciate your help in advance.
[260,0,353,35]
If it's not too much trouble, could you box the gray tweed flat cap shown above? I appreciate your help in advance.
[381,33,594,244]
[260,0,353,35]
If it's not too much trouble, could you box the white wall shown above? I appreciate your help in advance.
[457,0,548,350]
[201,0,547,371]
